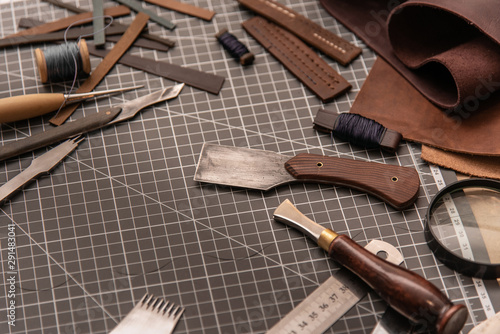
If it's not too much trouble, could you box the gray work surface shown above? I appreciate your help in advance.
[0,1,498,333]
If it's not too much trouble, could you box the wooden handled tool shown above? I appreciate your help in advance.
[0,85,141,123]
[273,199,468,334]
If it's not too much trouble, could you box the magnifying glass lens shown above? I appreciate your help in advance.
[427,182,500,278]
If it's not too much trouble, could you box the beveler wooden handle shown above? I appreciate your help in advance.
[0,94,66,123]
[284,153,420,210]
[329,235,468,334]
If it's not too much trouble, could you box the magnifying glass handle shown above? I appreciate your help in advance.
[329,235,468,334]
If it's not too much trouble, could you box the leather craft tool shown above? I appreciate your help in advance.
[109,294,184,334]
[0,84,184,162]
[0,85,142,124]
[193,143,420,210]
[267,239,404,333]
[50,12,150,126]
[273,199,468,334]
[0,137,83,206]
[237,0,361,66]
[313,108,402,153]
[242,16,351,103]
[2,5,131,39]
[113,0,176,30]
[425,178,500,279]
[144,0,215,21]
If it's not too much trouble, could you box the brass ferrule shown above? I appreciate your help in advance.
[318,228,338,251]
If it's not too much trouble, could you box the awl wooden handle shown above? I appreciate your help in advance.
[0,94,66,123]
[329,235,467,334]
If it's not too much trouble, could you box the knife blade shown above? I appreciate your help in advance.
[0,84,184,162]
[193,143,420,210]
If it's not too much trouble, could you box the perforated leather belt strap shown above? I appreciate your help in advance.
[237,0,361,65]
[242,16,351,102]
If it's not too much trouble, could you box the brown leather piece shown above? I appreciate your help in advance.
[144,0,215,21]
[320,0,500,109]
[349,58,500,156]
[87,45,225,95]
[242,16,351,102]
[3,5,131,38]
[238,0,361,66]
[421,145,500,180]
[49,12,150,126]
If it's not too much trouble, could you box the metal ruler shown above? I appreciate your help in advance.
[267,240,404,334]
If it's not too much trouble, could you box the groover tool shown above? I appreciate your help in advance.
[109,294,184,334]
[425,178,500,279]
[0,85,142,123]
[267,239,404,333]
[273,199,468,334]
[0,137,83,205]
[193,143,420,210]
[0,84,184,162]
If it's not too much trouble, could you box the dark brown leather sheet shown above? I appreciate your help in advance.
[320,0,500,110]
[349,58,500,156]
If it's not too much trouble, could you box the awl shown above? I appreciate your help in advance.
[0,85,142,123]
[194,143,420,210]
[273,199,468,334]
[0,84,184,161]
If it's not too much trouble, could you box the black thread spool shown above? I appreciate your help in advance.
[34,39,91,83]
[216,28,254,66]
[313,109,402,153]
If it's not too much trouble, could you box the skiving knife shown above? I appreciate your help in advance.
[193,143,420,210]
[0,137,83,205]
[0,84,184,162]
[272,199,468,334]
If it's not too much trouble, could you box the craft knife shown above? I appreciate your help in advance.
[267,239,404,334]
[0,136,83,205]
[272,199,468,334]
[0,83,184,162]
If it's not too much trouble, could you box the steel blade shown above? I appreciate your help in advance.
[108,83,184,125]
[193,143,295,191]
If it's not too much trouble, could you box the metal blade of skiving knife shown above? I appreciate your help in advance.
[0,136,83,205]
[194,143,295,191]
[266,240,404,334]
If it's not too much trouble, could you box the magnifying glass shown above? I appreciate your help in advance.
[425,178,500,279]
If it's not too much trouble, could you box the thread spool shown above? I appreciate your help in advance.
[215,28,254,66]
[34,39,91,83]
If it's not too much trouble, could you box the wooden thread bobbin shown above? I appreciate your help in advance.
[34,39,91,83]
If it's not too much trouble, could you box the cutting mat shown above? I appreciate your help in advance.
[0,1,498,333]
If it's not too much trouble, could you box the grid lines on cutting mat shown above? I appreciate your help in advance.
[0,0,497,333]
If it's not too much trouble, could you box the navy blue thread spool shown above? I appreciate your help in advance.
[34,39,91,83]
[313,108,402,153]
[216,28,255,66]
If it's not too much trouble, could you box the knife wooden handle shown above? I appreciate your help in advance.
[0,94,66,123]
[328,235,467,334]
[284,153,419,209]
[0,107,120,162]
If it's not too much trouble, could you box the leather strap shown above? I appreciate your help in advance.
[92,0,106,47]
[87,45,225,95]
[242,16,351,102]
[16,18,172,52]
[237,0,361,66]
[3,5,130,38]
[113,0,176,30]
[144,0,215,21]
[41,0,176,49]
[49,12,150,126]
